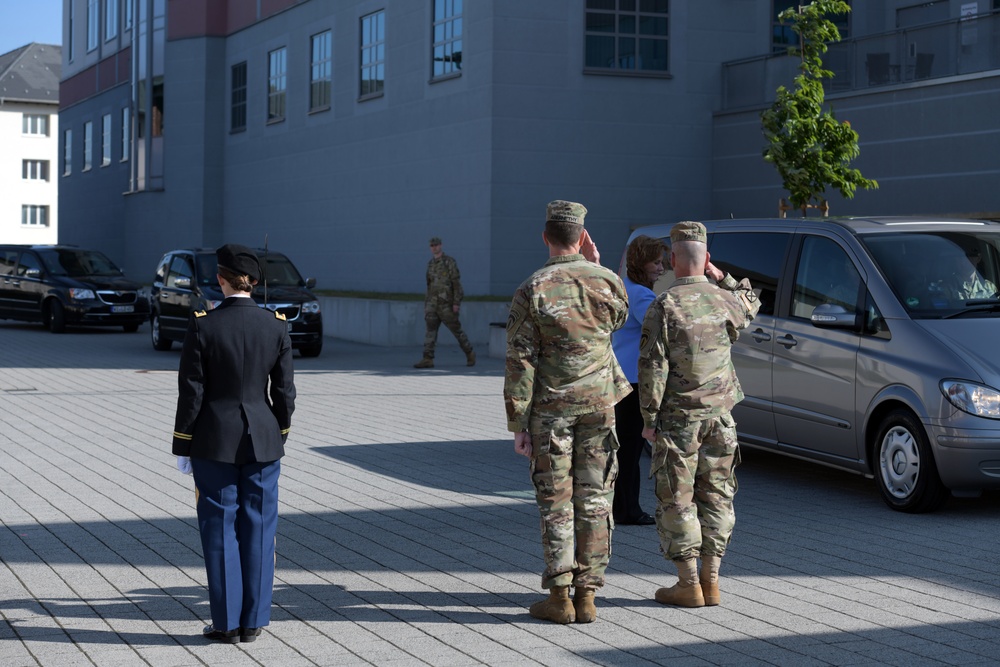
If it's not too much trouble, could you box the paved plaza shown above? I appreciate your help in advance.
[1,321,1000,666]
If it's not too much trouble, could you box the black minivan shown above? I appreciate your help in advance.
[0,245,149,333]
[148,248,323,357]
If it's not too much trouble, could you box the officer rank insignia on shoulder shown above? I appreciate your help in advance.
[275,311,286,321]
[194,310,207,318]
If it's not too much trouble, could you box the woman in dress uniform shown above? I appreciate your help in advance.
[172,243,296,643]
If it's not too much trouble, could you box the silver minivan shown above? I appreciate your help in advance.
[623,217,1000,512]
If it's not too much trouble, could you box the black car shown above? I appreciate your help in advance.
[148,248,323,357]
[0,245,150,333]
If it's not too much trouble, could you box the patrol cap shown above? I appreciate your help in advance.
[216,243,261,282]
[429,236,442,245]
[546,200,587,226]
[670,221,707,245]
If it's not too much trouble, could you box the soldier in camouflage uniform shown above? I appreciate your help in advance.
[637,221,760,608]
[504,200,632,624]
[414,236,475,368]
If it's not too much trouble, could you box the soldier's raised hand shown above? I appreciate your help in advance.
[580,229,601,264]
[705,261,725,282]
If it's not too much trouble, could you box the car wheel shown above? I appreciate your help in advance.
[123,323,140,333]
[299,341,322,358]
[46,300,66,334]
[873,409,949,513]
[151,313,172,351]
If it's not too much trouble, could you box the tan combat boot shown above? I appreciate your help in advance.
[700,554,721,606]
[654,558,705,608]
[413,358,434,369]
[466,350,476,366]
[528,586,575,624]
[574,587,597,623]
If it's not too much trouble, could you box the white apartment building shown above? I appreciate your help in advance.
[0,43,61,245]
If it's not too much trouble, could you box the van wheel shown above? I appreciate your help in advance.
[873,409,948,513]
[46,300,66,333]
[151,313,172,351]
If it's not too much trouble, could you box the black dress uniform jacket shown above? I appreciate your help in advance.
[172,296,295,464]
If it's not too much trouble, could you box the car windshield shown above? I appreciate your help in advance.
[40,249,122,277]
[258,253,304,287]
[862,230,1000,319]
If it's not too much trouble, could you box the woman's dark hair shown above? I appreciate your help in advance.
[218,266,255,293]
[626,235,666,288]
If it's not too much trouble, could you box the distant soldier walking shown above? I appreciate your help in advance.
[638,221,759,608]
[414,236,475,368]
[504,200,631,624]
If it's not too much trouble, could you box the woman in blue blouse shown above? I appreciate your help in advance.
[612,236,666,525]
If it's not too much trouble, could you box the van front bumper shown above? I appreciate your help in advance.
[931,426,1000,493]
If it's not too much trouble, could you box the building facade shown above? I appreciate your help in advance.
[58,1,1000,295]
[1,43,61,245]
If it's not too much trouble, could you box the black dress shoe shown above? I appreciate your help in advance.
[202,624,240,643]
[240,627,262,643]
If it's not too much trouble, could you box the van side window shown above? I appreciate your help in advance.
[16,252,43,277]
[0,251,17,277]
[166,256,194,289]
[708,232,788,316]
[791,236,861,319]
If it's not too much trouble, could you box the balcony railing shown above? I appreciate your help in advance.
[722,10,1000,111]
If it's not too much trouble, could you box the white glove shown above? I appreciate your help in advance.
[176,455,192,475]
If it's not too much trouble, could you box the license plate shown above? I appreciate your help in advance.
[287,322,293,332]
[111,305,134,313]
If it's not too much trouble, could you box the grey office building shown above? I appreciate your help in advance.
[59,1,1000,295]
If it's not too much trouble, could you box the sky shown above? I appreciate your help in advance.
[0,0,63,56]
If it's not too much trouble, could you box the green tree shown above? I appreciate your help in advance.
[761,0,877,217]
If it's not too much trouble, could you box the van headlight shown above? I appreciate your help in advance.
[302,301,320,314]
[941,380,1000,419]
[69,288,95,300]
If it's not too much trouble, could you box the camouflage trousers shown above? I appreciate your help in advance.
[651,413,740,562]
[528,407,619,590]
[422,300,472,358]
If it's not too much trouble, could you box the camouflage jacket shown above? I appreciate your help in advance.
[504,254,632,432]
[637,274,760,427]
[426,254,464,306]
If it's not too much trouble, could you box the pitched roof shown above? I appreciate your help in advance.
[0,43,61,105]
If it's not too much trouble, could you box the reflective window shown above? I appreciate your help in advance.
[21,206,50,228]
[63,128,72,176]
[360,11,386,98]
[22,114,49,136]
[310,31,333,111]
[432,0,462,78]
[87,0,99,50]
[101,113,112,166]
[105,0,118,40]
[585,0,669,73]
[121,107,130,161]
[268,48,287,122]
[708,232,790,316]
[231,62,247,131]
[17,252,44,275]
[22,160,50,181]
[791,236,861,319]
[83,121,93,171]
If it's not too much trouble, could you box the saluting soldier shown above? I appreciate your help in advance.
[172,243,296,643]
[414,236,475,368]
[504,200,631,624]
[637,221,759,608]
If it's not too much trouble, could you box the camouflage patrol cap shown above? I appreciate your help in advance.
[546,200,587,226]
[670,221,707,244]
[429,237,442,245]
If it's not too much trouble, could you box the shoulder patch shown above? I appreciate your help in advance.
[194,310,207,318]
[275,311,286,321]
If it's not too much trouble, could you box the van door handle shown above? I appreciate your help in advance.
[750,328,771,343]
[777,334,798,348]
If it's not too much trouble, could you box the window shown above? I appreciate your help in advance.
[360,11,385,98]
[585,0,669,73]
[83,121,93,171]
[231,62,247,131]
[772,1,850,53]
[709,232,791,317]
[267,48,287,122]
[432,0,462,78]
[791,236,862,319]
[101,114,112,166]
[63,129,72,175]
[105,0,118,40]
[22,160,50,181]
[310,31,333,111]
[21,206,50,227]
[22,114,50,136]
[121,107,130,161]
[125,0,132,29]
[87,0,99,51]
[68,2,74,60]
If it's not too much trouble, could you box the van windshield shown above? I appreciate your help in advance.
[194,252,305,287]
[862,231,1000,318]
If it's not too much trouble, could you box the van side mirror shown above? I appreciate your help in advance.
[305,277,316,289]
[173,277,192,290]
[24,268,41,279]
[810,303,859,330]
